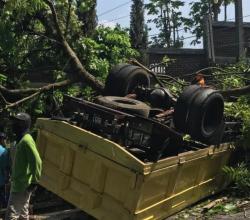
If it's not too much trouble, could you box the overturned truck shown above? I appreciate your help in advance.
[36,64,242,220]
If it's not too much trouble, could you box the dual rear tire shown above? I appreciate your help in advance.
[105,63,150,96]
[104,64,225,144]
[173,85,224,144]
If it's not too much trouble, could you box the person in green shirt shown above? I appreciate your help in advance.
[5,113,42,220]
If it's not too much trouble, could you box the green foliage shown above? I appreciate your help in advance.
[0,0,139,119]
[185,0,225,45]
[184,0,208,45]
[213,62,250,90]
[157,56,184,95]
[224,98,250,152]
[167,78,185,96]
[213,62,250,150]
[145,0,186,48]
[3,0,45,16]
[223,163,250,196]
[76,0,97,36]
[162,55,176,66]
[207,203,238,216]
[210,61,250,196]
[0,73,7,83]
[75,26,139,81]
[77,0,94,13]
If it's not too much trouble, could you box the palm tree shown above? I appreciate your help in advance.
[130,0,146,49]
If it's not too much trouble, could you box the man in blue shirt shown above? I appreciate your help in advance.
[0,132,9,208]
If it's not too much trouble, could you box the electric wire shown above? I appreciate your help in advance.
[98,1,132,17]
[98,3,250,44]
[100,15,130,24]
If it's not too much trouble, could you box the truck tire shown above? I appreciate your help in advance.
[105,63,130,95]
[205,120,225,145]
[174,86,224,143]
[95,96,150,117]
[173,85,202,132]
[104,64,150,96]
[187,89,224,141]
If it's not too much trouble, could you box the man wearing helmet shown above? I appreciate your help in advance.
[5,113,42,220]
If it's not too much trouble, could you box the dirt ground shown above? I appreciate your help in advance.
[31,205,250,220]
[2,189,249,220]
[30,195,250,220]
[167,194,250,220]
[167,209,250,220]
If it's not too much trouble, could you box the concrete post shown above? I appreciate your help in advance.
[235,0,245,60]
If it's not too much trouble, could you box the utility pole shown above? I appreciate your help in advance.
[235,0,244,61]
[204,15,215,64]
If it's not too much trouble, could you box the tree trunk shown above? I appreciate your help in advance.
[44,0,104,93]
[163,4,171,48]
[212,1,222,21]
[214,10,219,21]
[172,10,176,45]
[130,0,145,50]
[77,0,97,36]
[224,3,227,21]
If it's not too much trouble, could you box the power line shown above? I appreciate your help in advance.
[182,35,196,40]
[226,14,250,21]
[98,1,132,17]
[148,33,196,42]
[98,5,250,39]
[148,14,250,39]
[147,14,250,36]
[100,15,130,24]
[148,27,187,37]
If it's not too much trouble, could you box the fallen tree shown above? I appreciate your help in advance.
[43,0,104,93]
[0,0,138,113]
[0,0,249,114]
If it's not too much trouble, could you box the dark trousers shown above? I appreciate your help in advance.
[0,185,7,208]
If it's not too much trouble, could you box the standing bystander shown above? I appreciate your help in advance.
[5,113,42,220]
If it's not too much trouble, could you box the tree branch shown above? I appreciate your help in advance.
[0,79,73,110]
[26,30,61,45]
[0,85,38,95]
[17,47,53,67]
[65,0,72,36]
[6,91,41,109]
[43,0,105,93]
[219,85,250,98]
[0,92,10,105]
[129,59,165,87]
[0,79,73,95]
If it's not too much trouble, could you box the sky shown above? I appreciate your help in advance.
[97,0,250,48]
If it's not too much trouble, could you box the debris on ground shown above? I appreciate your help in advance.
[167,193,250,219]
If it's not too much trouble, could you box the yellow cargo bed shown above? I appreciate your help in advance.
[36,118,233,220]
